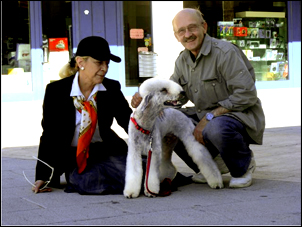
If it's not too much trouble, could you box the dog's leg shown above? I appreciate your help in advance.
[182,138,224,189]
[144,138,161,197]
[168,109,223,189]
[159,136,177,182]
[123,136,144,198]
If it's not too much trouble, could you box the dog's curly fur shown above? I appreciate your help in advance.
[123,78,223,198]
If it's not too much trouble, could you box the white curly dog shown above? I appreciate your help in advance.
[123,78,223,198]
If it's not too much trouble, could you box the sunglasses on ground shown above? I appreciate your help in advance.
[23,156,54,190]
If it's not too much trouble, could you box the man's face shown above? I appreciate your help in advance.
[173,10,207,56]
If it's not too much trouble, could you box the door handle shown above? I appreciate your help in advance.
[41,35,48,64]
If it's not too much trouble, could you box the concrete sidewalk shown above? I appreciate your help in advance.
[1,126,301,225]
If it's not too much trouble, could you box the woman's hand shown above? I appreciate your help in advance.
[131,92,142,108]
[32,180,52,194]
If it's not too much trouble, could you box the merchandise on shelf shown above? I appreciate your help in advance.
[216,12,287,81]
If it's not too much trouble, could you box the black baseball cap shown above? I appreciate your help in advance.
[75,36,121,63]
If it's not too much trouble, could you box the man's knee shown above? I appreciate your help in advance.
[203,117,225,143]
[203,116,248,149]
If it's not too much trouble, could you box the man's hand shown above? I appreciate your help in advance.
[131,92,142,108]
[194,107,230,145]
[32,180,52,194]
[193,118,208,145]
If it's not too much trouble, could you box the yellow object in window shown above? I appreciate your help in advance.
[144,36,152,47]
[266,72,274,80]
[8,68,24,75]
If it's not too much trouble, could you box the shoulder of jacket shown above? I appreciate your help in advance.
[175,49,185,61]
[102,77,121,90]
[175,49,186,62]
[211,37,234,53]
[46,74,74,89]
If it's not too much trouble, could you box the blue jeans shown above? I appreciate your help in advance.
[173,115,253,178]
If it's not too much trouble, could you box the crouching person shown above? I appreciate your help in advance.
[32,36,132,194]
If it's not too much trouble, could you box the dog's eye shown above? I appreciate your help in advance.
[160,88,168,94]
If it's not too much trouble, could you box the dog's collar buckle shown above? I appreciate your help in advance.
[130,117,151,135]
[149,136,153,148]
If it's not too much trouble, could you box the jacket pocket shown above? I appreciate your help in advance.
[178,76,191,98]
[202,75,228,104]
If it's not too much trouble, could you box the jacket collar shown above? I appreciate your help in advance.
[70,72,107,101]
[182,33,212,66]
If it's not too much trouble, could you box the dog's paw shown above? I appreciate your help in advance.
[144,188,157,198]
[123,189,140,199]
[123,183,141,198]
[207,179,224,189]
[143,182,160,197]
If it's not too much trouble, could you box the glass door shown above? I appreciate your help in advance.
[1,1,32,94]
[41,1,72,88]
[1,1,72,102]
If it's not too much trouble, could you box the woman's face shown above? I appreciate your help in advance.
[79,57,109,85]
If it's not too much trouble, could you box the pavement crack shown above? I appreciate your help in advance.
[21,197,47,209]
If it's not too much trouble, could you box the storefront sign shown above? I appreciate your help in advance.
[138,47,148,52]
[48,38,68,52]
[130,29,144,39]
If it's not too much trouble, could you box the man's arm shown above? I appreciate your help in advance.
[211,106,231,117]
[194,106,231,145]
[131,92,142,108]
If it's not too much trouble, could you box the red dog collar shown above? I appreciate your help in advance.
[130,117,151,135]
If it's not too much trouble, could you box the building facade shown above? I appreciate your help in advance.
[1,1,301,128]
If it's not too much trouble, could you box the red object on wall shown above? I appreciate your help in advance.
[48,38,68,52]
[233,27,248,37]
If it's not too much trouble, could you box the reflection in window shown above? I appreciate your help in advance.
[123,1,153,86]
[1,1,32,93]
[2,1,30,75]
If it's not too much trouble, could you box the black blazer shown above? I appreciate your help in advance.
[35,75,133,182]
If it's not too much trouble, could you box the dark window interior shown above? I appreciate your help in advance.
[2,1,30,66]
[123,1,153,87]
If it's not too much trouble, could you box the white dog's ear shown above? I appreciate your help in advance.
[136,93,153,119]
[140,93,153,112]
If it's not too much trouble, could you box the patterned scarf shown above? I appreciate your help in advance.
[73,92,98,173]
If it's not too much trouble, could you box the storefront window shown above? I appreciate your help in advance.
[41,1,72,86]
[218,13,288,82]
[185,1,289,82]
[2,1,32,93]
[123,1,153,86]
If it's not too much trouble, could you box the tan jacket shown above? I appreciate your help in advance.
[170,34,265,144]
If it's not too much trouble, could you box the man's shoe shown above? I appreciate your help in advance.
[229,157,256,188]
[192,154,229,183]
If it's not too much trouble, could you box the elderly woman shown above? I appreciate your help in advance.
[33,36,133,195]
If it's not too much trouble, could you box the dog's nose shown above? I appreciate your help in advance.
[179,91,188,104]
[180,91,187,100]
[180,91,186,97]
